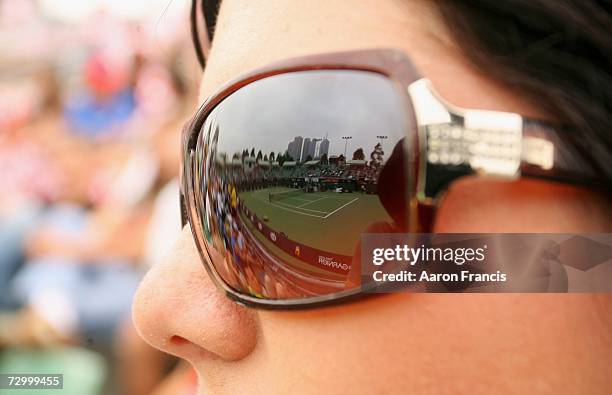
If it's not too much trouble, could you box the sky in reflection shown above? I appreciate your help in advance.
[211,70,407,159]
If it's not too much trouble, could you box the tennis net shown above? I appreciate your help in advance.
[268,188,306,203]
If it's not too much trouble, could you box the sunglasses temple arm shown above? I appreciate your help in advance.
[521,119,612,189]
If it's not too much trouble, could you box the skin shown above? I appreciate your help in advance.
[132,0,612,393]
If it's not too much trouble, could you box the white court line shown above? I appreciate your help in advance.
[270,196,329,213]
[252,193,328,218]
[265,191,316,203]
[323,197,359,218]
[303,193,360,201]
[267,202,327,218]
[249,189,359,218]
[275,200,329,214]
[297,196,327,207]
[319,195,358,201]
[257,189,352,202]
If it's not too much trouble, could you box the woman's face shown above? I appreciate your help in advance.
[133,1,612,393]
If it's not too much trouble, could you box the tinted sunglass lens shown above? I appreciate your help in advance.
[194,70,409,301]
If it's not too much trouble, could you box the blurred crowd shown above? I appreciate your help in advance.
[0,1,199,394]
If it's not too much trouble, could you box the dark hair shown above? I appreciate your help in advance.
[435,0,612,176]
[191,0,612,172]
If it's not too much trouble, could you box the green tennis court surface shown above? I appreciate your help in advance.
[268,188,360,218]
[240,187,392,256]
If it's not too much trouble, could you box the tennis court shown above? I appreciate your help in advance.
[239,187,392,256]
[262,187,360,219]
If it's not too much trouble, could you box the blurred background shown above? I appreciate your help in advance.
[0,0,199,393]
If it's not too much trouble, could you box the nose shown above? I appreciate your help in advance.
[132,227,258,362]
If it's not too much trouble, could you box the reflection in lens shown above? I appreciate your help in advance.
[195,70,409,301]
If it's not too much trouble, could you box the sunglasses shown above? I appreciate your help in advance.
[180,49,605,309]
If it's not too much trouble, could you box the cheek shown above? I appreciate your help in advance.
[256,295,417,389]
[255,295,489,391]
[433,177,612,232]
[255,294,611,392]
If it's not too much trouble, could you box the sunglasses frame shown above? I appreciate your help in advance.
[181,48,606,310]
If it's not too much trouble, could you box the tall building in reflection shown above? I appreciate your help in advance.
[303,138,321,161]
[318,138,329,158]
[301,138,312,161]
[287,136,303,162]
[286,136,330,162]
